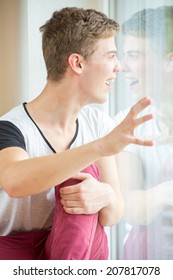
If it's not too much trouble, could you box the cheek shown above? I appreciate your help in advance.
[84,62,109,87]
[135,62,145,80]
[124,60,140,75]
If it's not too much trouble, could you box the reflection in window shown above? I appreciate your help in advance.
[113,2,173,259]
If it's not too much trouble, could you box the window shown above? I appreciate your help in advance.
[109,0,173,260]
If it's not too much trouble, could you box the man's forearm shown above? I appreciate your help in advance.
[0,140,103,198]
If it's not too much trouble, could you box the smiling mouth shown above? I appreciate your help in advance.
[105,79,115,87]
[126,79,139,87]
[131,80,138,86]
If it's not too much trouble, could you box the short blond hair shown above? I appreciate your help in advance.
[40,7,119,81]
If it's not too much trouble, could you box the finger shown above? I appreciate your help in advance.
[59,183,81,195]
[61,199,82,207]
[63,205,96,215]
[71,172,91,181]
[63,206,85,214]
[129,97,153,117]
[132,137,154,147]
[133,113,154,127]
[60,192,82,200]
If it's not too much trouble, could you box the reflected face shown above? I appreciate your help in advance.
[121,35,164,100]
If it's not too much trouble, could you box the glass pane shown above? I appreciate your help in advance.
[112,0,173,259]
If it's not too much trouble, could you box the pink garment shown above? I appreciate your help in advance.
[123,224,164,259]
[0,229,50,260]
[0,164,108,260]
[45,164,108,260]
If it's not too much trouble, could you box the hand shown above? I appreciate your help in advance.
[99,96,154,156]
[59,172,114,214]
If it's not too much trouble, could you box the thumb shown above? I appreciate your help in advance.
[71,172,91,181]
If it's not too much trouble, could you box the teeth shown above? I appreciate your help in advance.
[131,80,138,85]
[105,79,115,86]
[126,79,138,85]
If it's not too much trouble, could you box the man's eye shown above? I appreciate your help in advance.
[109,54,116,59]
[127,53,139,59]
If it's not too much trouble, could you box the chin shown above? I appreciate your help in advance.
[133,92,140,100]
[129,87,144,100]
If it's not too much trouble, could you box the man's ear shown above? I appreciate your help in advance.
[68,54,84,74]
[164,52,173,72]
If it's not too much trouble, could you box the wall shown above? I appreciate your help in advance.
[0,0,21,114]
[0,0,107,114]
[21,0,108,101]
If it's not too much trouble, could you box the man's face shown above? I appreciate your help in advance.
[121,35,164,101]
[80,37,120,104]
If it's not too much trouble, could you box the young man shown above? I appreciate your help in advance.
[0,7,153,260]
[114,5,173,259]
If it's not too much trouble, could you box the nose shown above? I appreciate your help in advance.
[120,57,129,72]
[114,57,121,72]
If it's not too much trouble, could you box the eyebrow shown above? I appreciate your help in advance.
[106,50,117,55]
[124,50,140,55]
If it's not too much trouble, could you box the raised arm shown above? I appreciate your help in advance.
[0,97,154,198]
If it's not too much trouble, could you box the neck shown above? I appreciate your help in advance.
[27,80,83,129]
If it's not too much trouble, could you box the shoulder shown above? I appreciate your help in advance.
[0,103,39,138]
[1,103,24,119]
[80,105,114,126]
[79,105,115,135]
[0,122,26,151]
[0,104,28,129]
[0,105,30,151]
